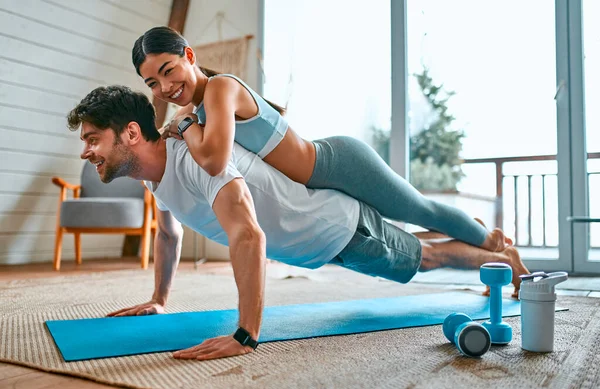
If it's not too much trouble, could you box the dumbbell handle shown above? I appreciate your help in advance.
[490,285,502,324]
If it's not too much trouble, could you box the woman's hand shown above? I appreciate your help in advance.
[159,113,201,140]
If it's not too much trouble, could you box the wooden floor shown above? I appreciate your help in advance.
[0,257,231,389]
[0,256,231,282]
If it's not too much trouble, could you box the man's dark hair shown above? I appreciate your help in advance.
[67,85,160,141]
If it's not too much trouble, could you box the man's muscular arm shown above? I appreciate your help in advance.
[173,178,266,360]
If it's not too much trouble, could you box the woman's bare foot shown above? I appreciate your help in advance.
[482,246,530,298]
[473,218,523,297]
[474,217,513,252]
[481,228,510,252]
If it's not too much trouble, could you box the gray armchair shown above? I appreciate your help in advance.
[51,162,156,270]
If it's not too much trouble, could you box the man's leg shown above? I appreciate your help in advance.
[331,202,528,297]
[418,238,529,297]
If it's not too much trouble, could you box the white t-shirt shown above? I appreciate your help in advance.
[145,139,360,269]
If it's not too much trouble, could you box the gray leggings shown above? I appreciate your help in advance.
[306,136,488,247]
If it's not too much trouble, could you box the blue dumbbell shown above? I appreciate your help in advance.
[480,263,513,344]
[443,313,491,358]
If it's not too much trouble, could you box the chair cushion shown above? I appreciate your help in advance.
[60,198,145,228]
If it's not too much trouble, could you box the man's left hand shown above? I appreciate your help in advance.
[172,335,254,361]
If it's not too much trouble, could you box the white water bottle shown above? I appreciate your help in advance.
[519,271,568,352]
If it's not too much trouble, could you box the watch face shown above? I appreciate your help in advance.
[233,327,258,349]
[178,117,194,135]
[182,117,193,127]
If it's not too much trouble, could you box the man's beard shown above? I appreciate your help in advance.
[100,140,141,183]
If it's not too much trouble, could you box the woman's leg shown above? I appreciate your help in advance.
[413,218,513,245]
[307,136,504,250]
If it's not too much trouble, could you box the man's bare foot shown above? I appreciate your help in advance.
[482,246,530,298]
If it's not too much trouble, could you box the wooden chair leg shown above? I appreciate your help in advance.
[74,232,82,265]
[140,229,151,270]
[53,227,63,271]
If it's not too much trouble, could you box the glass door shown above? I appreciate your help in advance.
[571,0,600,273]
[405,0,569,271]
[263,0,391,144]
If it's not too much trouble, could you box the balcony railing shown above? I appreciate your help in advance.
[462,152,600,248]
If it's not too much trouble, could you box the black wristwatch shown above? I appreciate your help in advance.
[233,327,259,350]
[177,116,195,137]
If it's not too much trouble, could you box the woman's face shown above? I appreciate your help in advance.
[138,49,197,107]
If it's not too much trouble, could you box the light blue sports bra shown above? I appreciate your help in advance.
[193,74,289,159]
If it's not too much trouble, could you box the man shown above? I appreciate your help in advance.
[67,85,528,361]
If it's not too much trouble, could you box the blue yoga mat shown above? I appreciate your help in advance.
[45,292,561,362]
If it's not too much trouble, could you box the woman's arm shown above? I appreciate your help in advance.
[160,103,195,135]
[177,77,239,176]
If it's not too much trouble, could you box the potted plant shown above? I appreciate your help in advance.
[371,67,465,192]
[410,67,465,191]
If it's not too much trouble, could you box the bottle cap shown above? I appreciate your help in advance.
[518,271,568,302]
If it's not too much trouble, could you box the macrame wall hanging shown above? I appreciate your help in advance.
[193,11,254,80]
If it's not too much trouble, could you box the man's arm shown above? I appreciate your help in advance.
[151,208,184,306]
[213,178,266,338]
[173,178,266,360]
[108,208,183,316]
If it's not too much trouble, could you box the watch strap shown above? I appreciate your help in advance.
[177,116,195,137]
[233,327,259,350]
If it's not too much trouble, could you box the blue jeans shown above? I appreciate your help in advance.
[307,136,488,247]
[330,202,422,284]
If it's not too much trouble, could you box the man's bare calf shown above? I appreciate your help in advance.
[417,238,529,298]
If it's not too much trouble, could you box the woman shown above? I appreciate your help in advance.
[132,27,515,260]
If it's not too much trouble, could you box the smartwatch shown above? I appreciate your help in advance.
[177,116,195,137]
[233,327,259,350]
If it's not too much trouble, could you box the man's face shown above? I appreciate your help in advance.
[80,122,139,183]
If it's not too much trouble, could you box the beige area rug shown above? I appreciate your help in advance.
[1,265,599,389]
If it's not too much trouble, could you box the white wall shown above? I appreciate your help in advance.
[184,0,260,90]
[0,0,173,265]
[183,0,260,260]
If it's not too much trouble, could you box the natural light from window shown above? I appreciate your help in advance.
[264,0,391,143]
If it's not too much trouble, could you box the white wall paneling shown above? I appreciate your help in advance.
[0,0,173,265]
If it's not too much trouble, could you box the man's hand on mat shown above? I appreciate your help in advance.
[172,335,253,361]
[106,301,165,317]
